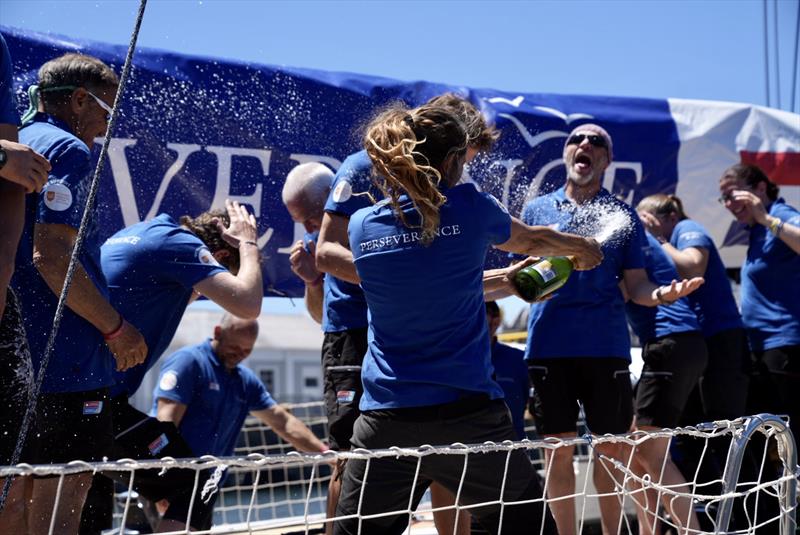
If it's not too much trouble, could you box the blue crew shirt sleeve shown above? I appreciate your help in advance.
[0,34,19,125]
[320,150,373,333]
[153,349,199,406]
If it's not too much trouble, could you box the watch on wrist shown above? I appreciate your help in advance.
[0,146,7,171]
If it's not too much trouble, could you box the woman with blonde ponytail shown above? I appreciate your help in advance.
[332,103,602,535]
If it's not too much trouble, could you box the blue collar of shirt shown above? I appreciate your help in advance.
[24,112,80,139]
[552,185,612,208]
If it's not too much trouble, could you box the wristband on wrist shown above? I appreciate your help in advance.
[241,240,259,249]
[768,217,781,236]
[307,273,324,287]
[655,286,674,306]
[103,314,125,341]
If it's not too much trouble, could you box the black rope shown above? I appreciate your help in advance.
[0,0,149,511]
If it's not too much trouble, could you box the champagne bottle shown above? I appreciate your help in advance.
[513,256,575,302]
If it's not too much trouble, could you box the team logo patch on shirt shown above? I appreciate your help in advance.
[332,180,352,203]
[148,433,170,456]
[196,246,222,267]
[208,381,220,391]
[42,182,73,211]
[82,401,104,415]
[159,370,178,391]
[336,390,355,404]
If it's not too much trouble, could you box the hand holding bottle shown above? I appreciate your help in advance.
[569,236,603,271]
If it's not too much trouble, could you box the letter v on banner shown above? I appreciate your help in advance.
[105,139,204,226]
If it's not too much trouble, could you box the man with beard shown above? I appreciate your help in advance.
[521,124,702,535]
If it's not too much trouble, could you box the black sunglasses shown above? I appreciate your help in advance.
[567,134,608,148]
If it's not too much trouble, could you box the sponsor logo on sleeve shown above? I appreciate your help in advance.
[148,433,170,456]
[336,390,356,404]
[82,400,104,415]
[42,182,73,211]
[159,370,178,391]
[196,246,222,267]
[332,180,352,203]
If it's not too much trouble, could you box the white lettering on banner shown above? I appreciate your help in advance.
[106,140,277,249]
[603,162,643,204]
[106,139,204,226]
[206,146,268,217]
[359,224,462,253]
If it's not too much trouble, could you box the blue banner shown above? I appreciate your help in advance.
[3,26,691,296]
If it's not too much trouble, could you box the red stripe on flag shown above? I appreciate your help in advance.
[739,151,800,185]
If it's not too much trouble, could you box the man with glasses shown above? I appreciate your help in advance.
[11,53,147,535]
[521,124,700,535]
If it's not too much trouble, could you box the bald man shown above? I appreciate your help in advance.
[152,314,327,530]
[281,162,333,323]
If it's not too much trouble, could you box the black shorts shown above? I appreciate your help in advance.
[109,397,215,528]
[701,328,751,420]
[753,344,800,435]
[322,328,367,450]
[635,331,708,428]
[28,387,114,464]
[528,357,634,435]
[0,288,34,465]
[334,398,555,535]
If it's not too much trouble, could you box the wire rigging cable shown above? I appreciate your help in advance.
[0,0,150,512]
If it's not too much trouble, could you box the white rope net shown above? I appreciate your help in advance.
[1,406,796,535]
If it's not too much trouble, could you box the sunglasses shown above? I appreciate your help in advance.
[86,91,113,122]
[567,134,608,148]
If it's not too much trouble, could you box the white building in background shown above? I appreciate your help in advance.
[129,308,325,412]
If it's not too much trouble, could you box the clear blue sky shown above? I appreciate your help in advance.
[2,0,798,318]
[2,0,799,112]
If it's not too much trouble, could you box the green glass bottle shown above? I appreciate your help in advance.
[513,256,575,301]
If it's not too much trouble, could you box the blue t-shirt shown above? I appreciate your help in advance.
[349,183,510,410]
[151,340,276,457]
[321,150,374,333]
[102,214,228,396]
[0,34,19,125]
[625,232,700,345]
[491,340,529,440]
[670,219,742,337]
[14,113,113,393]
[522,187,646,360]
[741,199,800,351]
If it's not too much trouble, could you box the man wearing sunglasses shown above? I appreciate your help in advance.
[8,53,147,535]
[521,124,702,535]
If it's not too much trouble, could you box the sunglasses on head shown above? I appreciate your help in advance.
[567,134,608,148]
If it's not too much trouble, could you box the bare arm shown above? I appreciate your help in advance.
[482,257,537,301]
[732,191,800,255]
[304,282,324,324]
[495,217,603,271]
[33,222,147,370]
[194,200,263,319]
[0,180,24,318]
[622,267,704,306]
[316,211,360,284]
[769,219,800,255]
[251,405,327,453]
[156,397,188,428]
[287,239,324,323]
[660,243,708,280]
